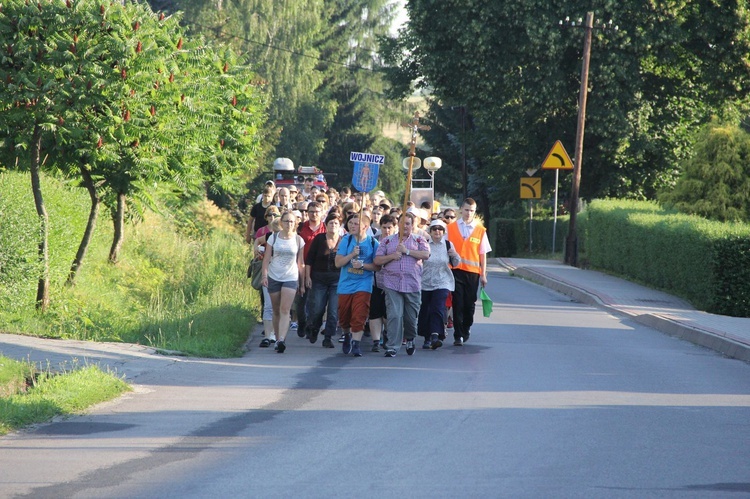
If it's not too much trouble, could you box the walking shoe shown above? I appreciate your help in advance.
[430,333,443,350]
[453,337,463,346]
[342,333,352,354]
[422,340,432,349]
[406,339,415,356]
[259,338,271,348]
[446,317,454,329]
[276,340,286,353]
[308,328,319,344]
[351,340,362,357]
[292,322,304,337]
[371,341,380,353]
[384,349,396,357]
[322,336,334,348]
[338,334,346,343]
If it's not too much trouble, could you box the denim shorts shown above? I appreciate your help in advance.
[267,277,298,294]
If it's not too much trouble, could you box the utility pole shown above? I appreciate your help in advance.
[564,11,594,267]
[461,106,468,200]
[561,13,617,266]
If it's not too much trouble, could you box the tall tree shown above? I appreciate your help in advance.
[175,0,332,164]
[0,0,267,302]
[316,0,403,195]
[382,0,750,214]
[660,119,750,222]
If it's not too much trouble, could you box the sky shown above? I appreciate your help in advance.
[391,0,408,35]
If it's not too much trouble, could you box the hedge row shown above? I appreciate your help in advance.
[584,199,750,317]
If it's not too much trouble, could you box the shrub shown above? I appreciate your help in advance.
[586,199,750,316]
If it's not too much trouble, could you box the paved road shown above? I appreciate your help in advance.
[1,264,750,498]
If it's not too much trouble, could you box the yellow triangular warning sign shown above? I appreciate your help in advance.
[541,141,573,170]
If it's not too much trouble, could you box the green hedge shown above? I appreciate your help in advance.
[585,199,750,316]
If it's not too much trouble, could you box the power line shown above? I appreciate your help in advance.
[189,21,385,73]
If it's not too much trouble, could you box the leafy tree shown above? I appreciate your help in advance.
[315,0,399,186]
[382,0,750,215]
[174,0,331,164]
[0,0,267,307]
[660,119,750,222]
[0,0,131,307]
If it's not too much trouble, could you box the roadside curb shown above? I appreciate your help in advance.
[496,258,750,363]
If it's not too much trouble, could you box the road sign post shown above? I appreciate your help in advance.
[541,140,573,254]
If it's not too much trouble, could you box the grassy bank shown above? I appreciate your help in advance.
[0,356,130,435]
[0,170,258,357]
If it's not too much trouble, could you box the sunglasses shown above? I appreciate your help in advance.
[346,211,354,216]
[444,215,456,219]
[267,213,280,218]
[431,227,445,231]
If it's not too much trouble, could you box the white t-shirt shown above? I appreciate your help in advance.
[267,233,304,282]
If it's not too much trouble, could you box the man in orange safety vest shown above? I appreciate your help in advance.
[446,198,492,346]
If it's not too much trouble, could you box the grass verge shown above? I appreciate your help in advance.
[1,171,258,358]
[0,356,131,436]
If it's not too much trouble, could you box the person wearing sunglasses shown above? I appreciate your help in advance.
[418,219,461,349]
[246,185,275,243]
[442,209,457,223]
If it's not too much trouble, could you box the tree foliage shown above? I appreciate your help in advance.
[159,0,405,197]
[382,0,750,215]
[0,0,267,304]
[660,119,750,222]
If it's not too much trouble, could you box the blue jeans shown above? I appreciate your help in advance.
[418,288,450,340]
[306,272,339,338]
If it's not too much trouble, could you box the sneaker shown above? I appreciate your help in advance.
[422,340,432,349]
[276,340,286,353]
[406,339,415,356]
[259,338,271,348]
[430,333,443,350]
[351,340,362,357]
[371,341,380,353]
[342,333,352,354]
[308,328,319,344]
[384,349,396,357]
[453,337,463,346]
[322,337,334,348]
[338,334,346,343]
[446,317,454,329]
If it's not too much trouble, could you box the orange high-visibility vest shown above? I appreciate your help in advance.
[447,221,485,274]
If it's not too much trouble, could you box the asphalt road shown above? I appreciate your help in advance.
[2,265,750,498]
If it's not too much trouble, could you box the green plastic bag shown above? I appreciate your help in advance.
[480,287,493,317]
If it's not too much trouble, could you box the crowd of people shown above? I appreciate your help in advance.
[245,177,491,357]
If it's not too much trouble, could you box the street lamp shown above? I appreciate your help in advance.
[403,156,442,212]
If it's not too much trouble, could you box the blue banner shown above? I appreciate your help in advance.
[352,161,380,193]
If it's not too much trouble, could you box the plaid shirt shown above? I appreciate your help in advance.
[375,233,430,293]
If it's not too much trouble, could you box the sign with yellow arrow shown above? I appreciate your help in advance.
[521,177,541,199]
[541,140,573,170]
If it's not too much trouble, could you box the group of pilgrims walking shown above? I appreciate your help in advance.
[246,181,491,357]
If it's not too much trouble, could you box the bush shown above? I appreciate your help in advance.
[586,199,750,316]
